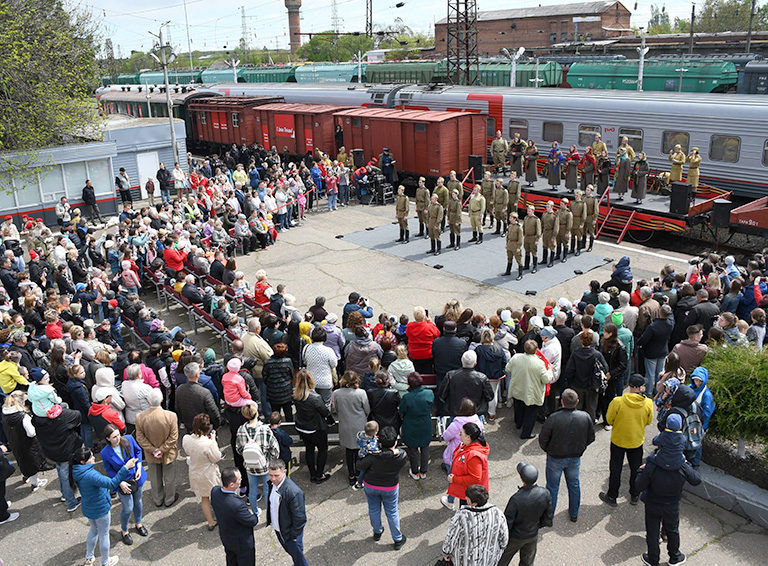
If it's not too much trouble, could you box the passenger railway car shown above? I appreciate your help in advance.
[197,83,768,199]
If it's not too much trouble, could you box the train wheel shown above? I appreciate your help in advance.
[627,229,654,244]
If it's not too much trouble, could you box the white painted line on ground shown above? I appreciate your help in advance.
[595,240,690,264]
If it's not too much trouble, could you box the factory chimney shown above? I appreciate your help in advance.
[284,0,302,56]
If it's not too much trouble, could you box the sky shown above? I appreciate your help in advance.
[85,0,695,56]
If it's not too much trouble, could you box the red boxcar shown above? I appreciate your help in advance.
[254,104,353,157]
[333,108,487,179]
[188,97,284,148]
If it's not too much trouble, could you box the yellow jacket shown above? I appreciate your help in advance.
[606,392,653,449]
[0,360,29,394]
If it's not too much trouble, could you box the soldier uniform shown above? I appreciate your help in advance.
[433,179,449,232]
[468,188,486,244]
[569,196,587,256]
[507,177,521,219]
[583,190,598,251]
[522,210,542,273]
[669,145,686,182]
[395,187,410,243]
[481,176,495,227]
[446,191,463,250]
[540,207,559,268]
[427,198,444,256]
[509,136,527,177]
[446,175,462,199]
[686,149,702,188]
[504,215,524,280]
[415,178,430,238]
[592,137,607,156]
[616,139,636,162]
[555,204,573,263]
[492,181,509,235]
[491,134,509,171]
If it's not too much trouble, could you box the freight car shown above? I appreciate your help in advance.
[197,82,768,199]
[255,104,354,157]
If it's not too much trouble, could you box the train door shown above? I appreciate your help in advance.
[136,151,159,200]
[411,123,428,175]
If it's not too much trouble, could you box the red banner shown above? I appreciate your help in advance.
[212,113,220,130]
[219,112,228,131]
[275,114,295,138]
[304,129,313,153]
[262,124,270,148]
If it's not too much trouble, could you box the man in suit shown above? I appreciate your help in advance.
[267,459,309,566]
[181,273,205,304]
[135,389,179,508]
[211,467,260,566]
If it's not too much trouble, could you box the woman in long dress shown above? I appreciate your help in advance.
[597,151,611,193]
[614,148,631,200]
[580,147,596,191]
[524,141,538,187]
[547,142,563,190]
[182,413,223,530]
[631,152,650,204]
[565,145,580,192]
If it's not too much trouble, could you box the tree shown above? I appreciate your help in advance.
[297,32,374,62]
[694,0,768,33]
[647,4,673,34]
[0,0,101,152]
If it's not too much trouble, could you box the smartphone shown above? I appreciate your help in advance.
[75,348,81,354]
[425,309,429,318]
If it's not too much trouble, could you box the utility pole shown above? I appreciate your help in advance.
[501,47,525,88]
[149,22,181,168]
[240,6,250,52]
[636,28,649,92]
[183,0,194,71]
[446,0,479,86]
[366,0,373,37]
[746,0,757,54]
[689,2,695,55]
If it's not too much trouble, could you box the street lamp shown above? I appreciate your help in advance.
[149,22,182,168]
[636,27,649,92]
[500,46,525,88]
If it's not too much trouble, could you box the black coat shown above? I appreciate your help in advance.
[182,283,205,304]
[82,185,96,205]
[31,407,83,464]
[637,317,674,360]
[431,334,468,379]
[366,387,401,431]
[635,459,701,507]
[209,260,225,282]
[503,485,553,540]
[538,407,595,459]
[563,346,608,391]
[266,476,307,540]
[210,486,259,552]
[439,368,495,417]
[294,390,330,432]
[670,295,698,346]
[2,410,47,477]
[357,448,408,488]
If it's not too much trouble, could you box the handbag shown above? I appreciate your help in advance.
[124,478,139,494]
[434,558,453,566]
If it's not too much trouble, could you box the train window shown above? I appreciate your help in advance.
[709,135,740,163]
[661,131,689,154]
[487,117,497,138]
[578,125,601,147]
[353,118,362,127]
[415,123,427,132]
[763,140,768,166]
[619,128,643,152]
[508,119,528,141]
[200,112,206,125]
[543,122,563,143]
[232,113,239,128]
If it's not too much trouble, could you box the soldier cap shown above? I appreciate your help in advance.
[527,204,535,211]
[575,190,583,197]
[561,198,569,205]
[509,213,519,219]
[419,176,426,182]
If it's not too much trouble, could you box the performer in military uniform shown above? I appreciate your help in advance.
[446,188,463,250]
[503,213,524,281]
[686,147,702,189]
[524,141,539,187]
[592,133,607,156]
[570,190,587,257]
[481,171,495,228]
[616,137,636,162]
[580,147,596,191]
[415,176,430,238]
[583,184,599,252]
[427,194,444,256]
[446,170,462,198]
[492,178,509,235]
[540,200,559,268]
[378,147,398,185]
[614,147,631,200]
[433,176,449,232]
[555,198,573,263]
[522,204,542,273]
[632,153,649,204]
[395,185,410,243]
[668,144,686,182]
[491,131,509,173]
[468,185,486,245]
[509,133,527,177]
[507,172,521,219]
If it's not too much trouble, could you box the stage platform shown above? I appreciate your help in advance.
[342,221,611,294]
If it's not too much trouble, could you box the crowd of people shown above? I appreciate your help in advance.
[0,142,759,566]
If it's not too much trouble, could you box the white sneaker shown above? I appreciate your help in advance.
[419,473,427,480]
[32,478,49,491]
[604,424,613,431]
[440,495,454,510]
[84,558,96,566]
[408,470,420,481]
[0,512,19,525]
[102,556,119,566]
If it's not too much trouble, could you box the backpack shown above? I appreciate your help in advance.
[591,354,608,392]
[676,402,705,451]
[242,426,267,474]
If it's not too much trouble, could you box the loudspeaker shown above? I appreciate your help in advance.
[468,155,483,183]
[352,149,365,168]
[711,198,734,229]
[669,181,693,215]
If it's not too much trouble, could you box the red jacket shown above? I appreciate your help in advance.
[163,247,188,272]
[405,320,440,360]
[448,441,490,499]
[88,402,125,432]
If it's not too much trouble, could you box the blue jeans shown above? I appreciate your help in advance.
[690,443,703,468]
[118,483,144,531]
[81,422,93,450]
[364,485,402,542]
[276,531,309,566]
[545,455,581,518]
[644,355,666,395]
[169,326,184,339]
[247,473,270,515]
[327,192,337,210]
[86,512,111,563]
[257,378,272,416]
[339,184,349,205]
[56,461,79,509]
[161,188,171,204]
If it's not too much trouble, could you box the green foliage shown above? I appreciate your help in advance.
[702,343,768,443]
[379,32,435,60]
[647,0,768,35]
[297,33,374,62]
[0,0,101,152]
[647,4,688,34]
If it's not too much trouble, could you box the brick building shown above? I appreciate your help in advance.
[435,1,632,57]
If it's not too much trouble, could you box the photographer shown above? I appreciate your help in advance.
[343,292,373,328]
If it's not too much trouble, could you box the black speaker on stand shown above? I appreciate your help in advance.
[711,198,734,229]
[352,149,365,168]
[468,155,483,183]
[669,181,693,215]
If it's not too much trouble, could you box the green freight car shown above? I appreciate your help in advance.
[239,66,298,83]
[567,61,738,93]
[138,70,202,84]
[295,64,366,83]
[116,73,142,85]
[365,61,440,84]
[432,60,562,87]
